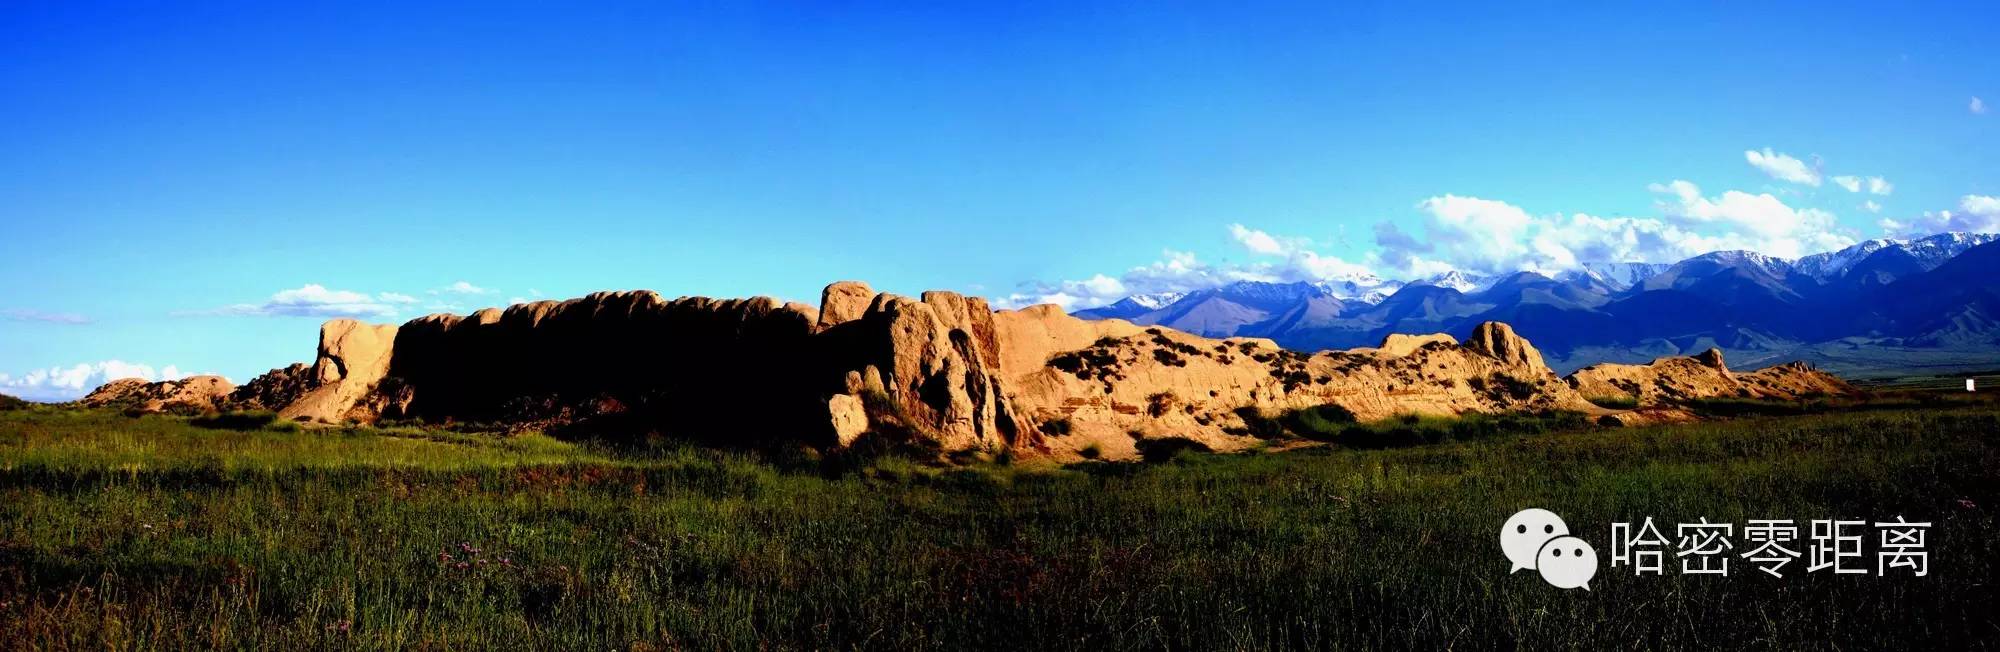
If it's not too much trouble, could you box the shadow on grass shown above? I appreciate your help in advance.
[189,410,298,432]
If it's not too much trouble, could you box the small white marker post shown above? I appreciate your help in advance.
[1969,378,1977,392]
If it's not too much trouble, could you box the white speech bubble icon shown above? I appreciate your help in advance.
[1500,508,1569,573]
[1535,535,1598,590]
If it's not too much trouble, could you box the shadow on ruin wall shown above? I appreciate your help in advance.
[383,292,844,448]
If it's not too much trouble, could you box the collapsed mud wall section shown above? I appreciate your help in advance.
[992,311,1599,459]
[812,283,1035,453]
[83,375,236,413]
[214,280,1856,461]
[1565,348,1855,405]
[238,283,1043,453]
[229,286,1607,459]
[384,291,832,446]
[230,319,398,423]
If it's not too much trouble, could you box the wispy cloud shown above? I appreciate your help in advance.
[1973,96,1988,115]
[995,249,1282,310]
[434,281,494,296]
[1228,224,1289,255]
[1866,176,1893,196]
[186,284,412,319]
[410,281,517,313]
[1880,195,2000,236]
[1830,174,1891,196]
[2,309,91,325]
[1744,148,1820,187]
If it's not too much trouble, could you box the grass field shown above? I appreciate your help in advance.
[1851,369,2000,392]
[1,403,1996,650]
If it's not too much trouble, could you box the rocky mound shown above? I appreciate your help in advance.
[232,319,398,423]
[96,281,1852,461]
[226,283,1035,453]
[1736,361,1858,398]
[996,315,1595,458]
[80,375,235,413]
[1564,348,1852,405]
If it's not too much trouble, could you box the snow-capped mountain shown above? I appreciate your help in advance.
[1558,262,1673,291]
[1072,281,1329,322]
[1125,291,1187,310]
[1891,232,2000,270]
[1206,281,1328,308]
[1066,231,2000,374]
[1408,270,1492,293]
[1311,273,1404,304]
[1632,249,1802,298]
[1689,250,1794,276]
[1794,232,2000,281]
[1793,239,1894,281]
[1070,292,1188,320]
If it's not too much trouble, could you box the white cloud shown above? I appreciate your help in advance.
[1286,249,1376,280]
[994,249,1281,309]
[1829,174,1890,195]
[502,289,551,307]
[1521,212,1705,269]
[1228,224,1288,256]
[1878,194,2000,236]
[991,224,1369,307]
[1376,191,1841,276]
[1974,96,1988,115]
[436,281,493,295]
[1863,200,1883,213]
[0,360,203,402]
[2,309,91,325]
[1226,223,1376,280]
[1014,187,1861,310]
[1744,148,1821,186]
[1646,180,1854,256]
[190,284,406,319]
[1395,195,1540,273]
[1076,273,1126,296]
[1009,153,1897,310]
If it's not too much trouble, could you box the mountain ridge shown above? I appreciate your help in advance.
[1071,232,2000,375]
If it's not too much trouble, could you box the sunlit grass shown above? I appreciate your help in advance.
[1584,395,1640,409]
[0,404,1994,649]
[0,409,609,472]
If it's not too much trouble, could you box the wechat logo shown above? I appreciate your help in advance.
[1501,508,1598,590]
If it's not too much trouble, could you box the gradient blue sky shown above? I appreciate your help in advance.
[3,1,1996,399]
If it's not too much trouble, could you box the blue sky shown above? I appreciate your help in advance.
[2,1,1996,399]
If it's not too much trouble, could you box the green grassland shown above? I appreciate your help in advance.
[1,401,1996,650]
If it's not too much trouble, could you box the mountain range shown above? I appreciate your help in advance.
[1073,232,2000,375]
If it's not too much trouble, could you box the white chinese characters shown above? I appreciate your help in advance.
[1611,516,1929,578]
[1741,520,1802,577]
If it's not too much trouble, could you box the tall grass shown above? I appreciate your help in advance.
[1253,405,1591,449]
[0,405,1995,649]
[1584,395,1640,409]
